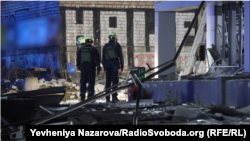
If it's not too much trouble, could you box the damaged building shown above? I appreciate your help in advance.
[1,1,250,140]
[1,1,156,81]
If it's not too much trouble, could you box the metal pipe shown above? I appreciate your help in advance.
[227,4,231,65]
[133,84,141,125]
[222,5,226,60]
[174,1,205,60]
[130,74,138,88]
[198,66,238,68]
[217,25,223,39]
[141,61,176,83]
[239,1,242,67]
[39,105,54,115]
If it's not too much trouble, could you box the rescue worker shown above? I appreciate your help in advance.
[76,36,101,101]
[102,32,124,103]
[76,36,86,51]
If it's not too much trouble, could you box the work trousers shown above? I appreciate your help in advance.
[80,71,96,100]
[105,68,119,101]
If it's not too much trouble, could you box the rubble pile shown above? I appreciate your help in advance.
[1,77,128,103]
[42,102,250,125]
[1,79,24,94]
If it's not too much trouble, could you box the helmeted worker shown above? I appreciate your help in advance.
[76,36,86,47]
[102,32,124,103]
[76,35,101,101]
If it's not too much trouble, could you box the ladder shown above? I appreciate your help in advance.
[183,8,207,75]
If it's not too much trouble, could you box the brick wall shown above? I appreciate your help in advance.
[175,12,196,72]
[134,12,145,47]
[61,1,155,76]
[60,1,155,9]
[149,34,155,46]
[100,11,127,46]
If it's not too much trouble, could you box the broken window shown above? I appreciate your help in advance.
[76,9,83,24]
[199,45,206,61]
[184,21,191,28]
[109,17,117,28]
[185,36,195,46]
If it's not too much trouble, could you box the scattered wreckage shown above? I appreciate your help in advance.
[1,2,250,141]
[1,98,250,140]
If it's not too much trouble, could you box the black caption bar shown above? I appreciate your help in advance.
[25,125,250,140]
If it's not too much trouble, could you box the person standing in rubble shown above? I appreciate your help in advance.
[102,32,124,103]
[76,36,101,101]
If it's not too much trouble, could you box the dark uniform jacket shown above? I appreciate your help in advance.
[102,40,124,71]
[76,44,101,73]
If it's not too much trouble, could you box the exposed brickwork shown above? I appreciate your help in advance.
[149,34,155,47]
[59,1,154,9]
[175,12,196,72]
[133,12,146,47]
[65,10,93,47]
[62,6,155,71]
[100,11,127,46]
[175,12,195,47]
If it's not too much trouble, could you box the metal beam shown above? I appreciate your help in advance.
[174,1,205,60]
[157,12,176,77]
[229,3,237,65]
[222,5,226,60]
[244,1,250,73]
[239,1,242,67]
[227,4,231,65]
[155,1,231,12]
[215,6,222,56]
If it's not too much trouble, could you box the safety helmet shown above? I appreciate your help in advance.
[85,36,94,43]
[76,36,85,44]
[108,32,118,39]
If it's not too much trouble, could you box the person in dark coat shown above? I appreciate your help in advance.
[102,32,124,103]
[76,36,101,101]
